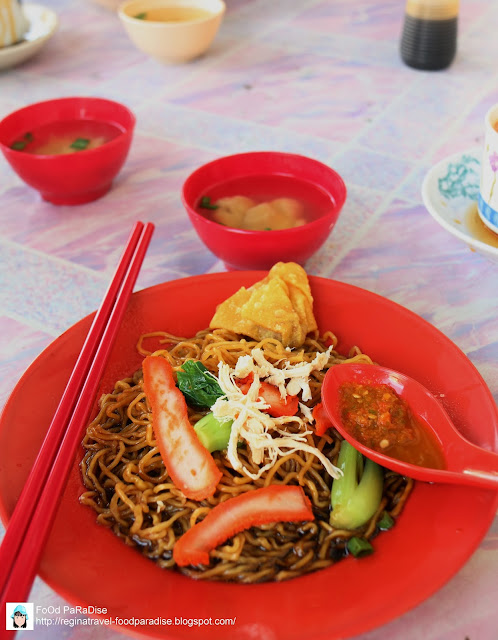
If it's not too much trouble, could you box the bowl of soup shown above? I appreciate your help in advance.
[182,151,347,270]
[0,96,135,205]
[118,0,225,64]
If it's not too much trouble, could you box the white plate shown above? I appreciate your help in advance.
[0,4,58,70]
[422,148,498,263]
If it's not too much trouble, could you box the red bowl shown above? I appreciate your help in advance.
[0,97,135,205]
[182,151,347,270]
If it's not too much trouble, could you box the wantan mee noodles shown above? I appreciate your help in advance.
[80,326,413,583]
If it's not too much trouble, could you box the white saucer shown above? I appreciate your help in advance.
[0,4,58,70]
[422,148,498,264]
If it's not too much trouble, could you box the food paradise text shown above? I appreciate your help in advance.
[34,610,237,628]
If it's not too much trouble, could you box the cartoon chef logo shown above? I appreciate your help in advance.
[5,603,34,631]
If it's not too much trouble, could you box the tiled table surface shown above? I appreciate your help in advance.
[1,0,497,638]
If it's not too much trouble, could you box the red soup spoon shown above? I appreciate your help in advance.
[321,363,498,491]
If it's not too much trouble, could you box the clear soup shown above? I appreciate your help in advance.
[132,7,214,22]
[10,119,123,156]
[196,174,335,231]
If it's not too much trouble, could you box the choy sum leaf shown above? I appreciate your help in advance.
[330,440,383,530]
[176,360,225,409]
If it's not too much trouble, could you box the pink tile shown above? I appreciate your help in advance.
[162,47,408,143]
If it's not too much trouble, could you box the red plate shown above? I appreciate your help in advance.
[1,273,497,640]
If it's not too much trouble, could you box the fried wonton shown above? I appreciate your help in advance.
[209,262,317,348]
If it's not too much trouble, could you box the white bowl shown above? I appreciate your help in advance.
[0,4,58,70]
[422,149,498,264]
[118,0,225,64]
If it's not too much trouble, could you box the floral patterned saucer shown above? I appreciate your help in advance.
[422,149,498,263]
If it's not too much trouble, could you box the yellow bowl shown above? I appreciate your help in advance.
[118,0,225,64]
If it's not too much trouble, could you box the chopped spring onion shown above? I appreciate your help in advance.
[347,536,374,558]
[377,511,395,530]
[10,132,34,151]
[70,138,90,151]
[199,196,219,210]
[134,12,147,19]
[329,440,383,530]
[194,412,232,453]
[10,140,27,151]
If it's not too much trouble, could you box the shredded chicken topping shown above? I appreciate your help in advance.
[211,349,341,481]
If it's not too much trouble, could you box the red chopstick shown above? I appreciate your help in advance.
[0,221,154,613]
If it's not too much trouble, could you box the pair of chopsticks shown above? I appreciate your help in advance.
[0,221,154,615]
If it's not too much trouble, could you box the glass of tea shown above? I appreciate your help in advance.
[477,104,498,235]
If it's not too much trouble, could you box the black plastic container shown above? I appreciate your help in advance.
[400,1,458,71]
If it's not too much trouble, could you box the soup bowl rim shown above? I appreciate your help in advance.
[0,96,136,159]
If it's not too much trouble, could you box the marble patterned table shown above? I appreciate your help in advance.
[1,0,497,638]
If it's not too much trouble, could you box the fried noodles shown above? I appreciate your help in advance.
[80,328,413,583]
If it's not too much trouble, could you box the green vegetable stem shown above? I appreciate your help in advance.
[346,536,374,558]
[194,412,233,452]
[176,360,225,409]
[330,440,383,530]
[377,511,394,531]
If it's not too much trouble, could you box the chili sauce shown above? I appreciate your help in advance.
[338,382,446,470]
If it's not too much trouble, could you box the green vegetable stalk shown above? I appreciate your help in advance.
[194,412,232,452]
[177,360,232,452]
[347,536,374,558]
[330,441,383,530]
